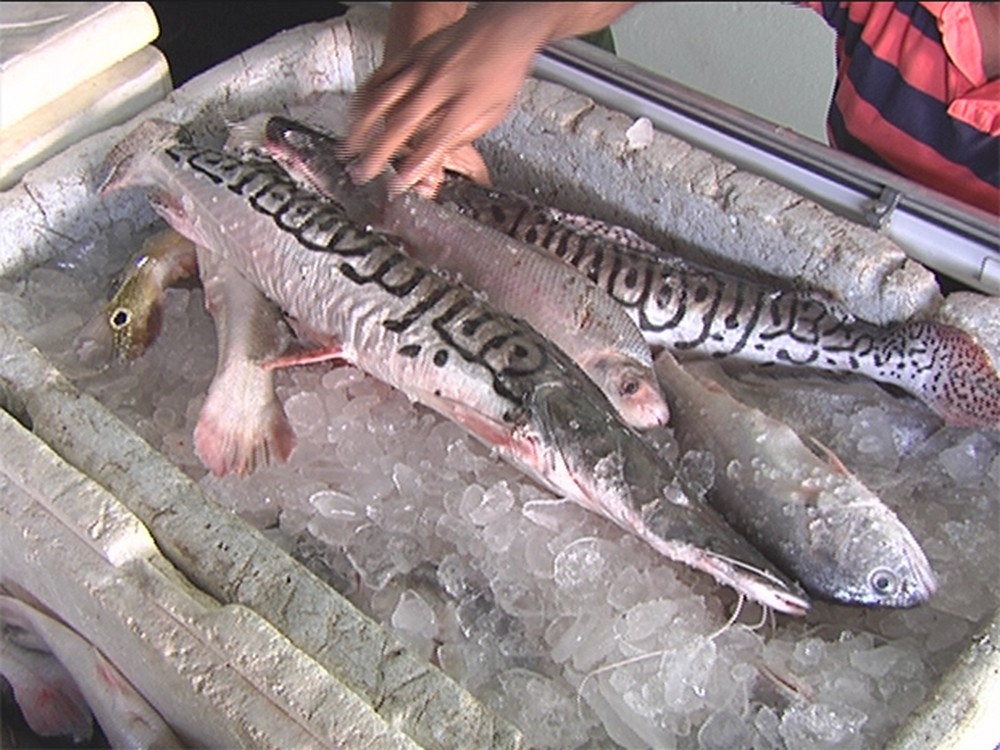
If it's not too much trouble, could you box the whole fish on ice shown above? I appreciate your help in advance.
[231,114,669,430]
[434,177,1000,430]
[95,118,812,615]
[655,351,937,607]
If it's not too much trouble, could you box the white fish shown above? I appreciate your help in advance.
[234,113,669,431]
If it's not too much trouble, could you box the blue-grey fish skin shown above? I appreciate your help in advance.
[655,352,937,608]
[95,119,811,616]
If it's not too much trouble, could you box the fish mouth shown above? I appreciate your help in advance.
[903,541,938,605]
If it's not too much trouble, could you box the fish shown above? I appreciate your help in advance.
[74,226,297,477]
[73,227,198,366]
[95,118,811,616]
[232,114,669,431]
[654,350,937,606]
[432,176,1000,431]
[0,593,182,748]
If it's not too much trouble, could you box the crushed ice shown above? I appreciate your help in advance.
[2,221,998,749]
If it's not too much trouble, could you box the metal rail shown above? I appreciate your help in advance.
[535,40,1000,295]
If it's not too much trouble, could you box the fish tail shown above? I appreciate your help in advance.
[97,119,188,194]
[871,320,1000,428]
[194,361,296,476]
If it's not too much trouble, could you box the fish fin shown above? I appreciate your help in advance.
[0,630,94,742]
[262,341,347,370]
[421,392,516,448]
[907,321,1000,429]
[194,360,295,476]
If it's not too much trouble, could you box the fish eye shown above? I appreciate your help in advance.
[110,308,131,330]
[869,568,899,597]
[620,378,639,396]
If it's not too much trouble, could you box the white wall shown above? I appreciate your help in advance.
[611,2,836,142]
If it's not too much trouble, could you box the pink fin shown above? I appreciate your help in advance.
[195,361,296,476]
[262,342,347,370]
[912,322,1000,429]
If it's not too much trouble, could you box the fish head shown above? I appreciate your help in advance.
[586,353,670,430]
[261,116,347,193]
[74,260,164,367]
[529,380,810,615]
[807,503,937,607]
[97,119,189,195]
[258,115,388,226]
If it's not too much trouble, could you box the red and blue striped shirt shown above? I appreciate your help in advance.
[802,2,999,215]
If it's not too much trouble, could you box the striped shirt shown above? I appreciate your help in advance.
[802,2,999,215]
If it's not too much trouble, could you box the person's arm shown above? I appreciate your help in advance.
[342,2,637,196]
[383,2,469,64]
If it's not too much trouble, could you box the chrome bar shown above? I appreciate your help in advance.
[534,40,1000,295]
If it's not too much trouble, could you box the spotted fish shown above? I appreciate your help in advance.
[434,178,1000,430]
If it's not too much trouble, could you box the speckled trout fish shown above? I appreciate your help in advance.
[434,178,1000,430]
[230,114,669,431]
[97,119,811,615]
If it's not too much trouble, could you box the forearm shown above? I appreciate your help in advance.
[468,2,637,50]
[384,2,469,62]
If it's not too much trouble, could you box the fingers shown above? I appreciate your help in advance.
[442,144,491,186]
[342,68,426,183]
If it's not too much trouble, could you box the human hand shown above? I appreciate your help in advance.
[341,3,542,197]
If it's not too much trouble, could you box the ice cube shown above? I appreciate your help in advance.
[391,589,438,639]
[779,702,868,749]
[697,708,753,750]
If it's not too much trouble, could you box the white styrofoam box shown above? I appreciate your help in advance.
[0,4,997,748]
[0,2,160,129]
[0,44,171,190]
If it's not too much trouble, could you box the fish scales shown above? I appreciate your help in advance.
[98,120,811,615]
[158,145,542,410]
[436,178,1000,429]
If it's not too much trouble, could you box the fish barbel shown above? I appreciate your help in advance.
[655,351,937,607]
[96,118,811,615]
[434,177,1000,430]
[234,114,669,431]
